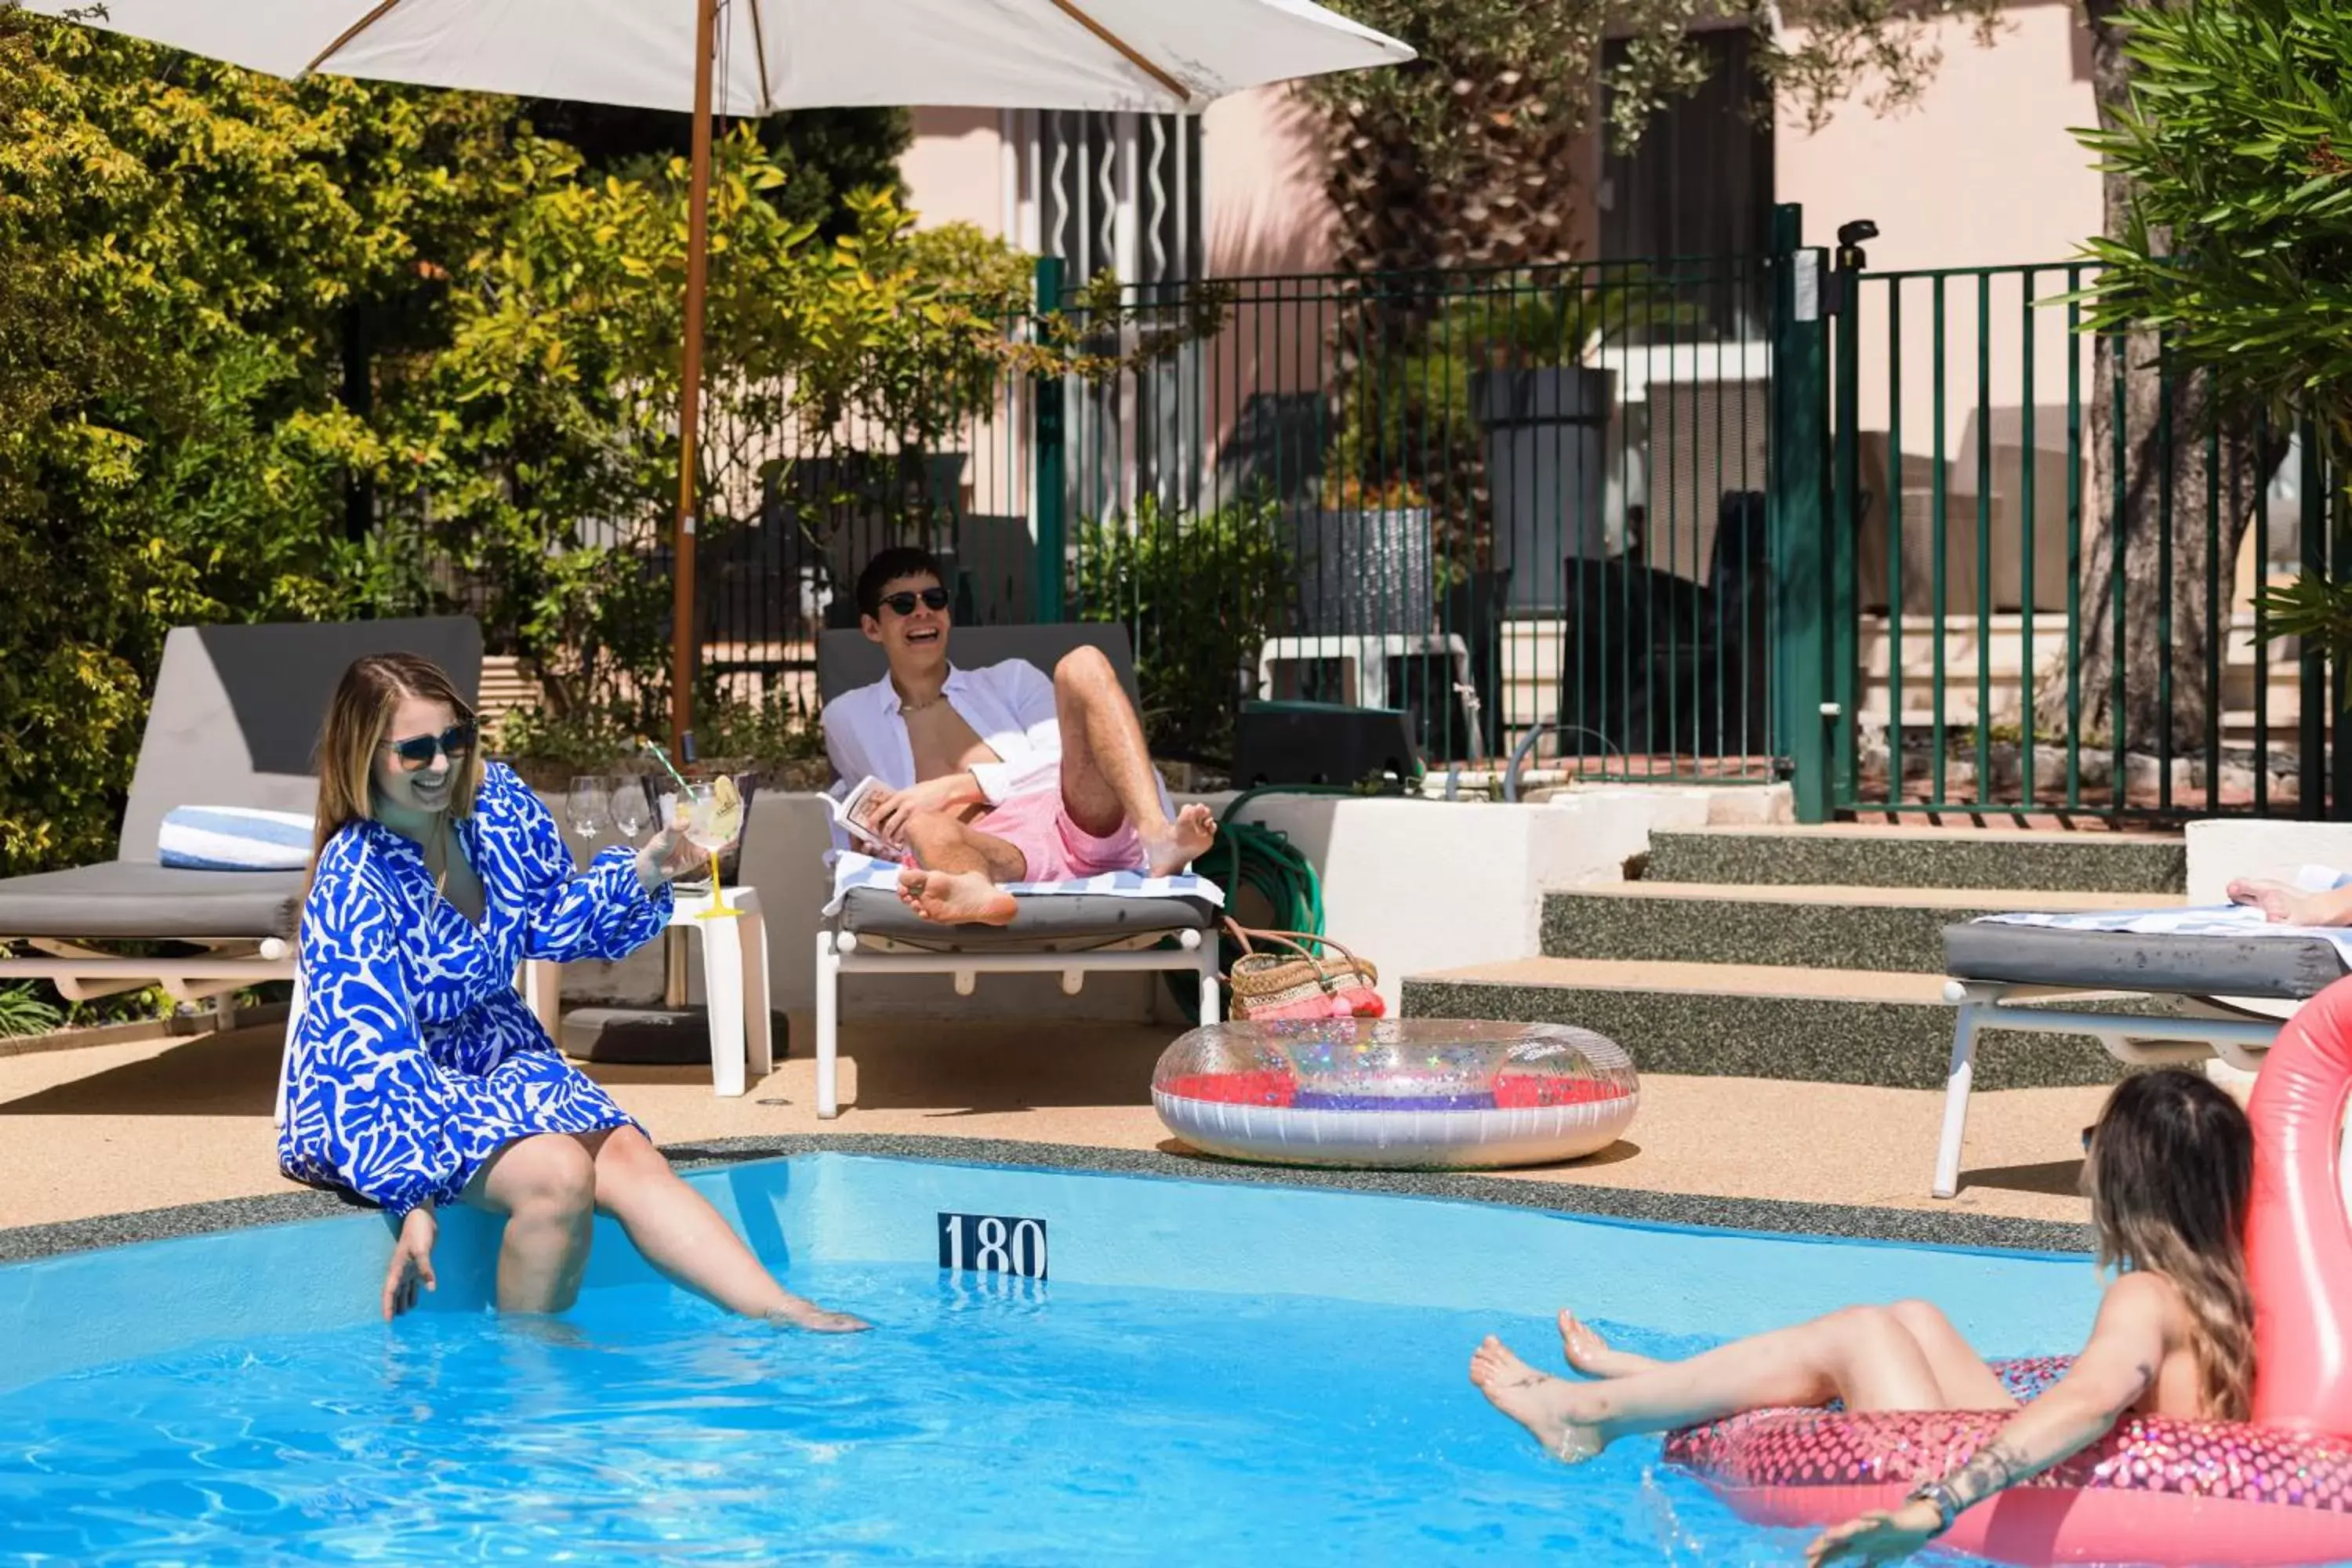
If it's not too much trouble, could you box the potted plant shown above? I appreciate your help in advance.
[1282,472,1437,639]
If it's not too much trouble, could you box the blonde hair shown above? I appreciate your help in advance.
[2086,1068,2257,1422]
[307,653,484,893]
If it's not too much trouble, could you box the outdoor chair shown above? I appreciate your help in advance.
[811,624,1222,1119]
[1931,917,2339,1198]
[0,617,483,1029]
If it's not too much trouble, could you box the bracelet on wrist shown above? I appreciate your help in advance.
[1904,1478,1963,1537]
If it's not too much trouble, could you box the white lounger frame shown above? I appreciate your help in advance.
[1934,978,2284,1199]
[812,924,1221,1119]
[0,937,293,1028]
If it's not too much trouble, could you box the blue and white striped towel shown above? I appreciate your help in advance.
[158,806,314,871]
[1976,864,2352,968]
[823,851,1223,916]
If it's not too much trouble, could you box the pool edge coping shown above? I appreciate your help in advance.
[0,1134,2092,1264]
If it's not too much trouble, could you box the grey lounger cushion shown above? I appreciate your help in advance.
[1944,921,2348,1002]
[0,862,303,940]
[840,887,1213,949]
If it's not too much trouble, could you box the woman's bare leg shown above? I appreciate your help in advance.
[1472,1303,1947,1462]
[462,1132,600,1315]
[1557,1311,1664,1378]
[583,1127,869,1332]
[1888,1298,2018,1409]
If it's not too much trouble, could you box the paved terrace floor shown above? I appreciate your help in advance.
[0,1015,2103,1236]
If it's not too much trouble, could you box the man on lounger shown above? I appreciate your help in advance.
[820,546,1217,927]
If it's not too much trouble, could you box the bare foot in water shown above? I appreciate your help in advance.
[1141,803,1218,877]
[1559,1310,1660,1379]
[897,867,1018,926]
[1470,1335,1607,1463]
[767,1299,873,1334]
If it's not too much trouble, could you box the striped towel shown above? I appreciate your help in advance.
[158,806,314,871]
[1976,865,2352,968]
[823,851,1223,917]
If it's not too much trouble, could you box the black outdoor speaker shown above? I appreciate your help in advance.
[1231,701,1421,789]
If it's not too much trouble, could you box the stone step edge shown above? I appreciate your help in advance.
[1403,956,2153,1007]
[1549,882,2183,912]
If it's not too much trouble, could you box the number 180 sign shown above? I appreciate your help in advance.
[938,1211,1048,1279]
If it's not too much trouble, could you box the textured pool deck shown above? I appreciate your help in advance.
[0,1011,2107,1261]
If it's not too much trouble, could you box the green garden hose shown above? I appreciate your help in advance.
[1163,785,1363,1022]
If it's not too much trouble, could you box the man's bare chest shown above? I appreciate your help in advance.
[903,702,1003,781]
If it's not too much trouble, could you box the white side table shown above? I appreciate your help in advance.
[521,884,773,1098]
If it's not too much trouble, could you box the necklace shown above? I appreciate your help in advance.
[898,691,947,715]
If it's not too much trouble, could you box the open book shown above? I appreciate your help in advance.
[828,775,900,854]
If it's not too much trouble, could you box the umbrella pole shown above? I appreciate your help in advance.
[670,0,720,756]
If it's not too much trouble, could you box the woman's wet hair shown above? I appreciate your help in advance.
[2085,1067,2256,1420]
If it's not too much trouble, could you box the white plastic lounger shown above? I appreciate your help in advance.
[811,626,1221,1120]
[1933,917,2348,1198]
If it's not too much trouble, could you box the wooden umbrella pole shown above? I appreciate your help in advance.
[670,0,720,757]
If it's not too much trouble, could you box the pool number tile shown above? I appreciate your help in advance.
[938,1211,1048,1279]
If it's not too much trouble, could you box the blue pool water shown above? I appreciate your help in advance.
[5,1264,1938,1566]
[0,1156,2101,1566]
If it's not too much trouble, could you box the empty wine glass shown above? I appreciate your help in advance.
[565,775,608,848]
[609,775,649,841]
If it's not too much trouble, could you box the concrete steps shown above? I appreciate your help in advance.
[1402,823,2187,1094]
[1642,825,2187,894]
[1542,883,2179,974]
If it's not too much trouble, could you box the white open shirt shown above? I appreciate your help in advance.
[818,659,1171,859]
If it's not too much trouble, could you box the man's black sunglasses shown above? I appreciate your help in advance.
[380,723,477,770]
[879,586,951,617]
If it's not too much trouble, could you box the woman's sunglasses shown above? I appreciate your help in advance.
[879,586,951,617]
[380,723,477,771]
[2081,1124,2096,1156]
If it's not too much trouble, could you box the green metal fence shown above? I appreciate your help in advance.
[1015,252,1784,780]
[1812,246,2341,822]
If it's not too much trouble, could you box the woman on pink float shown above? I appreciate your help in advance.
[1472,977,2352,1566]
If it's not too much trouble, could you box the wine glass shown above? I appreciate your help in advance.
[681,777,746,920]
[565,775,608,853]
[609,775,650,841]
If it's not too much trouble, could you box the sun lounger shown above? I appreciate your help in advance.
[0,617,482,1029]
[1932,913,2348,1197]
[811,624,1221,1119]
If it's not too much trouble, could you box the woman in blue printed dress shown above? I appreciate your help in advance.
[279,652,866,1332]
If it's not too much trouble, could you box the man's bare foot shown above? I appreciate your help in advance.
[1469,1335,1607,1462]
[1141,802,1218,878]
[2227,878,2309,924]
[1558,1310,1659,1379]
[766,1299,873,1334]
[897,867,1018,926]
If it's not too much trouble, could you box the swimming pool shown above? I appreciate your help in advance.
[1,1151,2109,1566]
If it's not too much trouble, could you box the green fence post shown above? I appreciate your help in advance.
[1769,204,1834,822]
[1828,222,1871,810]
[1032,256,1068,622]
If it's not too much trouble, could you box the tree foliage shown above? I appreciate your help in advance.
[0,13,1033,877]
[2067,0,2352,698]
[2076,0,2351,472]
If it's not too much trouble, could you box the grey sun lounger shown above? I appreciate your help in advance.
[0,617,482,1024]
[811,624,1220,1119]
[1932,919,2347,1198]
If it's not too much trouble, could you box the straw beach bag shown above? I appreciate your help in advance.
[1224,920,1385,1022]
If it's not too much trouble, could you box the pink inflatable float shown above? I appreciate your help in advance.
[1664,977,2352,1566]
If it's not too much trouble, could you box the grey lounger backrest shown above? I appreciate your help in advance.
[816,625,1142,712]
[119,617,484,863]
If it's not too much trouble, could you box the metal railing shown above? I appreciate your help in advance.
[1822,254,2339,821]
[682,254,1786,780]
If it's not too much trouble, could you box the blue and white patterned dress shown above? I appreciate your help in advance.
[278,762,673,1216]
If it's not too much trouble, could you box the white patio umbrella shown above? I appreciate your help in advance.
[17,0,1413,748]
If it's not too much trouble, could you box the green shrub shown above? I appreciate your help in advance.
[1076,495,1294,764]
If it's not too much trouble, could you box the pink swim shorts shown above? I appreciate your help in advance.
[965,787,1145,883]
